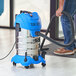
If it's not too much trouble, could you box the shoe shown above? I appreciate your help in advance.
[73,48,76,53]
[54,48,75,55]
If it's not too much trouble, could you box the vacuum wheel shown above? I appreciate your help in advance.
[24,66,29,69]
[30,64,34,68]
[41,63,46,67]
[13,62,16,66]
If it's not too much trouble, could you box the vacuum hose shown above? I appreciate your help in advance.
[36,11,75,48]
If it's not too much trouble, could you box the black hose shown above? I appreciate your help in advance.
[37,11,75,48]
[0,42,16,60]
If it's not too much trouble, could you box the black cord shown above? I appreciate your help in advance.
[0,42,16,60]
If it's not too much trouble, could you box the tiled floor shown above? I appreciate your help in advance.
[0,29,76,76]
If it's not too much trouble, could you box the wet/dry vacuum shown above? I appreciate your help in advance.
[11,11,46,68]
[11,11,74,69]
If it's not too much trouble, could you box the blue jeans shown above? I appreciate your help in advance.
[61,0,76,50]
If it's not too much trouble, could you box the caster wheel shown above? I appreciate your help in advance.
[30,64,34,68]
[13,62,16,66]
[41,63,46,67]
[24,66,29,69]
[33,55,38,61]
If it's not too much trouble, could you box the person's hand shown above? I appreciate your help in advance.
[56,8,63,17]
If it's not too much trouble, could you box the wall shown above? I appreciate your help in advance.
[0,0,50,28]
[14,0,50,29]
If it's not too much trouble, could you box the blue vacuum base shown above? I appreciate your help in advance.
[11,55,46,67]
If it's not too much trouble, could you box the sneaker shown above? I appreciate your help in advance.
[54,48,75,55]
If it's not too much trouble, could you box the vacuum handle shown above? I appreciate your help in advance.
[20,10,32,14]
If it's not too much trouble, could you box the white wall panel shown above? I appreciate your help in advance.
[14,0,50,29]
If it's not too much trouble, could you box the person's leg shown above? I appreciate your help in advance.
[61,15,74,50]
[54,12,76,55]
[61,7,76,50]
[53,15,75,55]
[62,0,76,49]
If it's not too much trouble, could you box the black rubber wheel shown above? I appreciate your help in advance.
[33,55,38,61]
[41,63,46,67]
[13,62,16,66]
[30,64,34,68]
[24,66,29,69]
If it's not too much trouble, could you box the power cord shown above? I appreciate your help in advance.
[0,42,16,60]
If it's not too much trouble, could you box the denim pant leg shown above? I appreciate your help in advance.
[61,15,75,50]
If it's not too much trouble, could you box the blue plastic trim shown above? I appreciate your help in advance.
[11,55,46,66]
[15,12,41,37]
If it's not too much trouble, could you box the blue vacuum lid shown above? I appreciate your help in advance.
[15,12,42,37]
